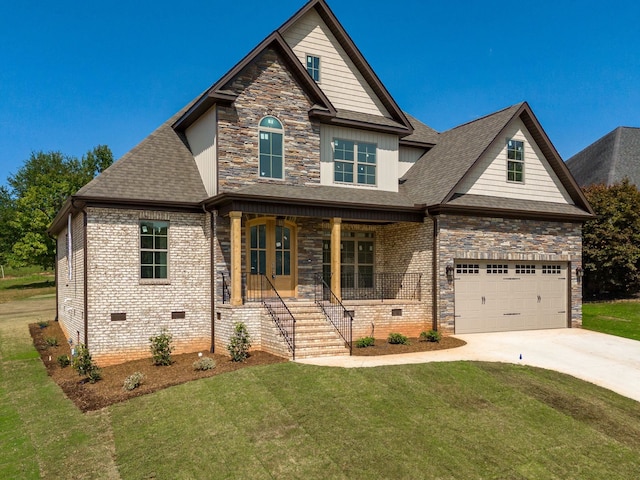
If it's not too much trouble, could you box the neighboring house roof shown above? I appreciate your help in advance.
[566,127,640,187]
[401,102,593,216]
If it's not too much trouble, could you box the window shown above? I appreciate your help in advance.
[306,55,320,81]
[259,116,283,179]
[487,264,508,274]
[515,264,536,275]
[322,231,375,288]
[542,265,561,275]
[333,139,376,185]
[140,221,168,279]
[456,264,479,274]
[507,139,524,182]
[249,223,267,275]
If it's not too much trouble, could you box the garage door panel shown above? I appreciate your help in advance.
[454,261,568,334]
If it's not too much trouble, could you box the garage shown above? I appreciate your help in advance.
[454,261,568,334]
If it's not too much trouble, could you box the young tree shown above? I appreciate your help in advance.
[5,146,113,269]
[582,179,640,298]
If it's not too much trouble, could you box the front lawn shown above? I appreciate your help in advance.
[583,301,640,341]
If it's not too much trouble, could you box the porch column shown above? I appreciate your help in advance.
[330,217,342,302]
[230,211,243,306]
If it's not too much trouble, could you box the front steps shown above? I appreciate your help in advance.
[285,302,350,359]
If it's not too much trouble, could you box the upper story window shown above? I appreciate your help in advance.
[507,139,524,183]
[306,55,320,81]
[140,221,168,279]
[333,139,377,186]
[259,116,284,179]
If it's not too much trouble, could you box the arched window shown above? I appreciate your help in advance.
[258,116,284,179]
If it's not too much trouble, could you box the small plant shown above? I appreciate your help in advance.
[150,329,174,366]
[38,320,49,329]
[72,343,102,383]
[57,355,71,368]
[123,372,145,391]
[420,330,442,343]
[387,332,409,345]
[45,336,58,347]
[227,322,251,362]
[193,357,216,371]
[355,336,375,348]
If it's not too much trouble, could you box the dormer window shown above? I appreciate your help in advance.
[306,55,320,82]
[334,139,377,185]
[259,116,284,179]
[507,139,524,183]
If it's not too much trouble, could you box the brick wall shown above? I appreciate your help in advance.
[56,212,86,345]
[217,48,321,191]
[85,207,211,366]
[437,215,583,333]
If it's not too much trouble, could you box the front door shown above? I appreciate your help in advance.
[247,218,296,298]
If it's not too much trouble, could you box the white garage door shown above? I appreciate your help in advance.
[454,261,568,334]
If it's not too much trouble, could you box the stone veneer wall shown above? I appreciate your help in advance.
[217,48,321,191]
[437,215,583,333]
[85,207,211,366]
[56,212,86,346]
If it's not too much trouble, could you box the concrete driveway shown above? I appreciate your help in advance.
[297,329,640,403]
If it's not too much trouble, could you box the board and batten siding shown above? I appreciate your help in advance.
[185,106,217,197]
[282,9,390,118]
[399,146,427,178]
[455,118,574,204]
[320,124,399,192]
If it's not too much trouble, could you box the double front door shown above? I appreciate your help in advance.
[247,218,297,297]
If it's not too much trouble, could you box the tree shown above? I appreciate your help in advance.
[582,179,640,298]
[0,186,19,266]
[5,146,113,269]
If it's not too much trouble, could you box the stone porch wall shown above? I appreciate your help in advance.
[437,215,583,334]
[85,207,211,366]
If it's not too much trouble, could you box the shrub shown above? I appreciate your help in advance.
[193,356,216,371]
[38,320,49,329]
[355,336,375,348]
[227,322,251,362]
[72,343,102,383]
[150,330,174,366]
[387,332,409,345]
[123,372,145,391]
[419,330,442,343]
[57,355,71,368]
[45,336,58,347]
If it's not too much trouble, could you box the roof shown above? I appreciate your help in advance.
[566,127,640,187]
[401,113,439,146]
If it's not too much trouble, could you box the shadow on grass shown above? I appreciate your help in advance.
[5,280,55,290]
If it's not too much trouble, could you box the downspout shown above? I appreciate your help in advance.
[205,204,215,353]
[425,208,439,331]
[48,231,59,322]
[72,197,89,347]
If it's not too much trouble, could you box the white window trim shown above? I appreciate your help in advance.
[332,138,378,187]
[506,138,525,184]
[258,116,285,181]
[139,220,170,285]
[306,54,321,82]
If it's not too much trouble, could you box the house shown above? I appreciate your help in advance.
[49,0,593,366]
[566,126,640,187]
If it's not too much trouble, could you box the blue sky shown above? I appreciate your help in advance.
[1,0,639,187]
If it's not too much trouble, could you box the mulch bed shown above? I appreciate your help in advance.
[30,321,466,412]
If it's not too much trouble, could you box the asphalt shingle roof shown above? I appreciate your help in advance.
[402,112,439,145]
[566,127,640,187]
[446,193,592,218]
[400,103,523,206]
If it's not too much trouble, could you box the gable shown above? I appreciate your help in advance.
[455,118,574,205]
[282,9,390,117]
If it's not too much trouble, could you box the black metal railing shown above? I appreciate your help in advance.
[339,272,421,301]
[257,274,296,359]
[221,273,231,304]
[314,274,353,355]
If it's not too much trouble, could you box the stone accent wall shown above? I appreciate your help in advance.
[217,48,321,191]
[85,207,211,366]
[437,215,583,333]
[56,212,86,346]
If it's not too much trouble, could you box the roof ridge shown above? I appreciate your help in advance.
[442,102,524,133]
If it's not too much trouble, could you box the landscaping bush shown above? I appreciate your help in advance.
[228,322,251,362]
[419,330,441,343]
[150,330,174,366]
[123,372,145,391]
[72,343,102,383]
[387,332,409,345]
[57,355,71,368]
[355,336,375,348]
[45,336,58,347]
[193,357,216,371]
[38,320,49,329]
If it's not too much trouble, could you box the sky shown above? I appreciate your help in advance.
[1,0,639,187]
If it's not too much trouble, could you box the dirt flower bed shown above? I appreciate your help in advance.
[29,321,286,412]
[352,336,466,356]
[31,322,465,412]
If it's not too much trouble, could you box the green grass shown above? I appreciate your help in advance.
[583,301,640,341]
[0,271,55,304]
[2,296,640,479]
